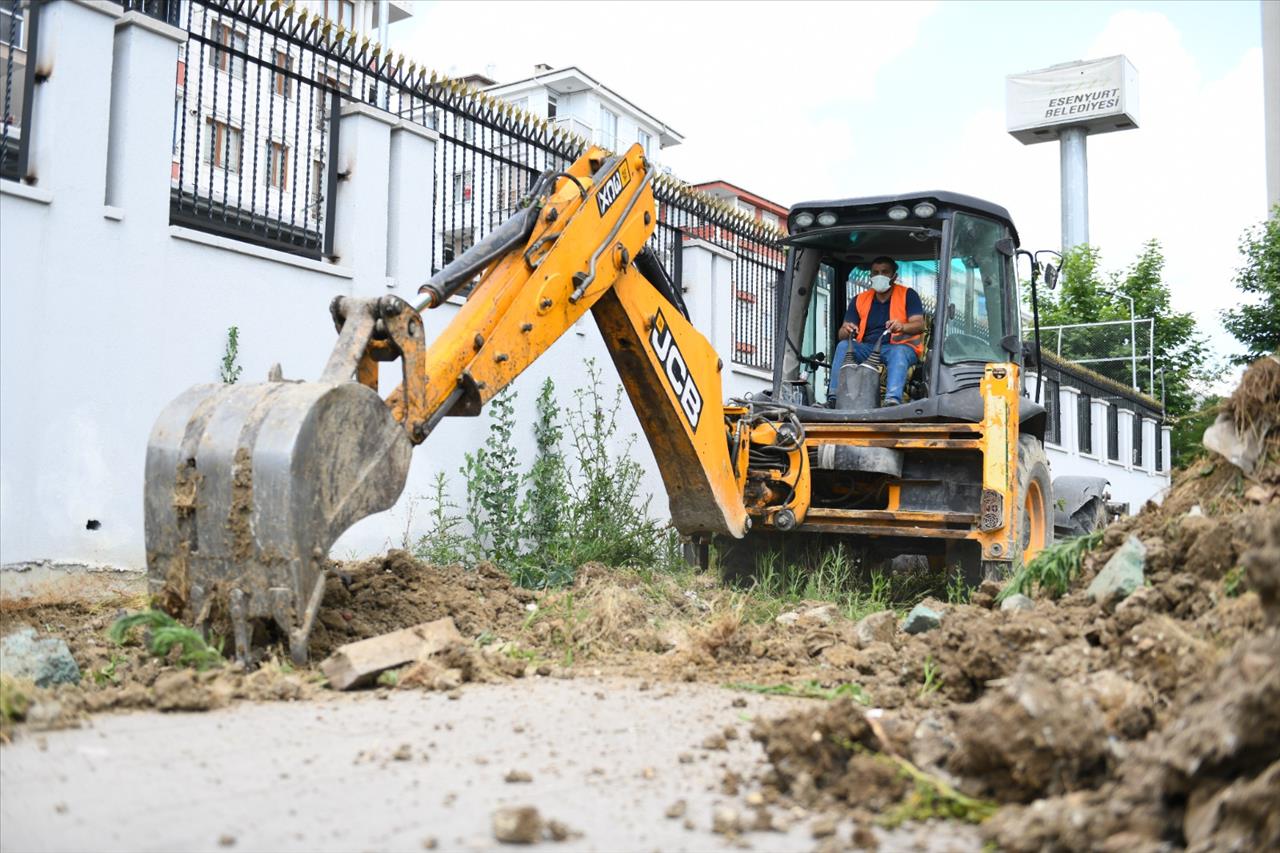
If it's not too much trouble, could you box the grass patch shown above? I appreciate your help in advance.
[997,530,1104,602]
[919,655,943,698]
[107,611,224,671]
[880,754,998,827]
[1223,565,1245,597]
[726,680,871,704]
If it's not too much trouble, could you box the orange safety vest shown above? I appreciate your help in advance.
[855,284,924,357]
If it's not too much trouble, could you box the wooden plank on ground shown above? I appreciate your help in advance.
[319,617,463,691]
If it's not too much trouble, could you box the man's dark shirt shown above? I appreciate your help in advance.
[844,287,925,344]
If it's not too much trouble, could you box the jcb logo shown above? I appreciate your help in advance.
[650,309,703,431]
[595,161,631,217]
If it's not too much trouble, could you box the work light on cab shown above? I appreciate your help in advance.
[793,211,815,229]
[912,202,937,218]
[887,205,909,220]
[816,211,838,227]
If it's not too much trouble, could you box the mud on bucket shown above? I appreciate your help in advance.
[144,379,413,665]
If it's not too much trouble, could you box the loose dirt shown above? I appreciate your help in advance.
[3,358,1278,851]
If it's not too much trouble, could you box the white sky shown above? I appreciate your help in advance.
[396,1,1269,380]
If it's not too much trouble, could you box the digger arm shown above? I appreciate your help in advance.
[371,144,748,539]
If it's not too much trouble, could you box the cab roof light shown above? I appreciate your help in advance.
[793,211,815,228]
[887,205,909,221]
[912,202,937,218]
[816,211,837,227]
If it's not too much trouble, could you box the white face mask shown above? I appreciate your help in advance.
[870,274,892,293]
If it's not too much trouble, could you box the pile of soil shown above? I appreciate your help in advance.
[746,356,1280,851]
[3,360,1276,852]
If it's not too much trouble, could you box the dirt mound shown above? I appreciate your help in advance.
[310,550,535,659]
[745,357,1280,848]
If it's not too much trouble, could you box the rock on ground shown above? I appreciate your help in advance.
[0,627,81,687]
[902,604,942,635]
[1087,535,1146,602]
[492,805,542,844]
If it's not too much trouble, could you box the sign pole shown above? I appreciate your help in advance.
[1059,126,1089,250]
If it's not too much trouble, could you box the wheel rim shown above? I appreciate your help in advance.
[1023,479,1048,562]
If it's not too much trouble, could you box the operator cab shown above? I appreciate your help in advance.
[774,192,1031,425]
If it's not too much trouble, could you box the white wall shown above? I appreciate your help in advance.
[0,3,757,569]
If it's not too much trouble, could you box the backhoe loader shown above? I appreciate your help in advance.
[145,144,1081,665]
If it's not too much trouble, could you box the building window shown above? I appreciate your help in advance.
[547,92,558,120]
[1132,416,1143,468]
[203,118,242,172]
[0,4,24,49]
[1106,404,1119,461]
[737,199,757,218]
[453,170,473,204]
[1078,392,1093,454]
[1043,378,1061,444]
[324,0,357,30]
[273,51,293,99]
[599,106,618,150]
[761,210,780,229]
[208,23,247,78]
[172,97,182,154]
[266,141,289,190]
[637,129,652,156]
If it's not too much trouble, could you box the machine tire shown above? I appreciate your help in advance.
[948,434,1054,587]
[1068,497,1109,537]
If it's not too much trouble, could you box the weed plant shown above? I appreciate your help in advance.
[415,366,679,588]
[997,530,1104,602]
[108,610,224,670]
[726,680,871,703]
[219,326,242,384]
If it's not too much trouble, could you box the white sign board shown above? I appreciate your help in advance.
[1006,56,1139,145]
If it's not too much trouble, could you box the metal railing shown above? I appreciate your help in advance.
[1,0,38,183]
[125,0,787,347]
[1039,316,1155,397]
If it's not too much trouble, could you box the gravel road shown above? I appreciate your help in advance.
[1,677,978,852]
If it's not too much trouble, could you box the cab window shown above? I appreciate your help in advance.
[943,213,1009,363]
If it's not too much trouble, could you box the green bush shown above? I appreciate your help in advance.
[415,364,679,587]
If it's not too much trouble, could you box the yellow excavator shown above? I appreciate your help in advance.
[145,144,1065,664]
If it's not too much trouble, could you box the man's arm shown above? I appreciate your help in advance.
[888,315,926,335]
[887,289,926,335]
[837,305,860,341]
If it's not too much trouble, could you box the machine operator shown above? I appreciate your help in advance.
[827,256,926,406]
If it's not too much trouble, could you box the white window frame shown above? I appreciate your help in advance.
[202,118,243,173]
[0,4,25,50]
[599,105,618,151]
[637,129,652,156]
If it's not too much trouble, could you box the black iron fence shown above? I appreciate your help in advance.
[1,0,37,183]
[132,0,787,331]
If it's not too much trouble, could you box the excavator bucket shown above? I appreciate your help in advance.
[144,334,413,665]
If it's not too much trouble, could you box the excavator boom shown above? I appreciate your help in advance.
[144,145,746,664]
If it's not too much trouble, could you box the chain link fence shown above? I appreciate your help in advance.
[1039,317,1156,400]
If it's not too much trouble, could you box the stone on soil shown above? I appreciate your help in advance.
[902,604,942,635]
[492,805,542,844]
[1000,593,1035,612]
[854,610,898,646]
[0,628,81,687]
[1086,535,1146,602]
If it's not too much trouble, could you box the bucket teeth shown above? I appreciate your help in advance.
[145,380,412,664]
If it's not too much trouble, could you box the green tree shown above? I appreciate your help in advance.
[1113,240,1213,421]
[1221,208,1280,364]
[1036,241,1213,418]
